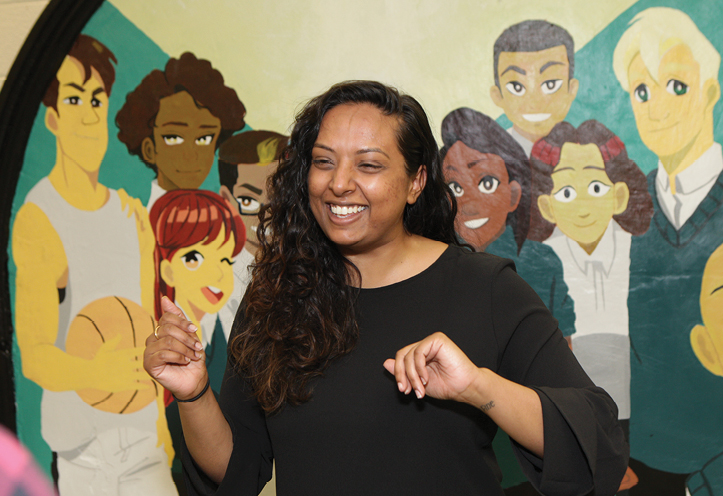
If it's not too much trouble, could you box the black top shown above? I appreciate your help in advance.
[182,245,628,495]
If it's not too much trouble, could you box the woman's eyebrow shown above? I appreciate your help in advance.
[583,166,606,171]
[711,284,723,295]
[357,147,389,158]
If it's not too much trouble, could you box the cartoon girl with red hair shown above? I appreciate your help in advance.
[150,189,245,394]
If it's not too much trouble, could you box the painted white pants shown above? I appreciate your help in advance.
[57,427,177,496]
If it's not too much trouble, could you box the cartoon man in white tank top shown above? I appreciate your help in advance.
[12,34,177,496]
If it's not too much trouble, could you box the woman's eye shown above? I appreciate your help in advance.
[91,97,102,108]
[448,182,464,197]
[181,250,204,270]
[63,96,82,105]
[478,176,500,194]
[237,196,262,215]
[553,186,577,203]
[588,181,611,197]
[505,81,526,96]
[163,135,184,146]
[312,158,333,169]
[195,134,214,145]
[666,79,688,96]
[634,84,649,103]
[541,79,563,95]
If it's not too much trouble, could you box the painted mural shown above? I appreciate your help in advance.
[2,1,723,495]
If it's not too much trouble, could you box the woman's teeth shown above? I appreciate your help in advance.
[330,205,367,216]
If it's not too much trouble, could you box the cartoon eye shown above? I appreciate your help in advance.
[634,84,649,103]
[195,134,214,145]
[447,182,464,197]
[91,97,102,108]
[588,181,611,197]
[478,176,500,194]
[541,79,563,95]
[505,81,526,96]
[162,135,184,146]
[553,186,577,203]
[63,96,82,105]
[666,79,688,96]
[180,250,204,270]
[237,196,262,215]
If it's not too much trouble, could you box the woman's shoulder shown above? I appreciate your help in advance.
[436,244,515,280]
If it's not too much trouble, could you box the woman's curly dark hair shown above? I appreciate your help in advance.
[229,80,460,414]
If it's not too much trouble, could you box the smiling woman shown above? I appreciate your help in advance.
[143,81,628,496]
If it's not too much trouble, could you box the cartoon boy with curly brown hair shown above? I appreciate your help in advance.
[116,52,246,207]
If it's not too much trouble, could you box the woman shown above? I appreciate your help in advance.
[144,81,627,495]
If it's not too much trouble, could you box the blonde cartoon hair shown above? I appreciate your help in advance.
[613,7,720,91]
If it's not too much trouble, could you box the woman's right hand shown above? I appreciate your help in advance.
[144,296,207,400]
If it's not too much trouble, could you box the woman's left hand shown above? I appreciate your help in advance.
[383,332,481,404]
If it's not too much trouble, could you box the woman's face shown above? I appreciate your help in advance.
[307,103,425,255]
[537,143,629,248]
[443,142,520,250]
[160,226,236,317]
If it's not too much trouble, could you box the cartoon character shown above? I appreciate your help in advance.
[440,108,577,493]
[691,242,723,377]
[116,52,246,207]
[490,20,578,157]
[216,130,287,335]
[149,189,244,481]
[527,121,652,491]
[150,189,245,390]
[614,7,723,494]
[11,35,176,495]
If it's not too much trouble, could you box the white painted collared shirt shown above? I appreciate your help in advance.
[655,142,723,230]
[544,220,631,338]
[146,179,167,211]
[218,247,255,342]
[507,127,534,157]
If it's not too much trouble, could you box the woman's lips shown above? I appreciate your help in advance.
[202,286,224,305]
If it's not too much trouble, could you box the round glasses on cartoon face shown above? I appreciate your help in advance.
[307,103,425,256]
[443,142,520,250]
[491,45,579,142]
[627,43,719,161]
[45,56,109,173]
[537,143,630,253]
[220,161,277,254]
[141,91,222,191]
[160,226,236,319]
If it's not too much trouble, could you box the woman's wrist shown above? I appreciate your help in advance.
[460,367,497,412]
[175,374,211,404]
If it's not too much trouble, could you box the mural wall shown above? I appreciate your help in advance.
[1,0,722,495]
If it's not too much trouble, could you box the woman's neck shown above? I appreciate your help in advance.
[344,234,448,289]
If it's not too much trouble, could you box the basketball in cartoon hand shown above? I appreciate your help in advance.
[65,296,156,414]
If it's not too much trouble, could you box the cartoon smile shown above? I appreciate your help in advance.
[523,114,551,123]
[201,286,224,305]
[329,204,367,218]
[464,217,489,229]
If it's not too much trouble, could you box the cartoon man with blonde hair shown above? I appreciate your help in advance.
[12,35,176,495]
[614,7,723,495]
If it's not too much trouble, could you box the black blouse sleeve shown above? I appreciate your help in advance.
[491,261,628,496]
[181,353,274,495]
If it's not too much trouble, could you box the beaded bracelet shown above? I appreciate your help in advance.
[174,378,210,403]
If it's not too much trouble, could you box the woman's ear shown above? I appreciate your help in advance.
[407,165,427,204]
[160,259,175,287]
[612,182,630,215]
[537,195,556,224]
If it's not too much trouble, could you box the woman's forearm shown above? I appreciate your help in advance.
[178,384,234,484]
[462,368,544,458]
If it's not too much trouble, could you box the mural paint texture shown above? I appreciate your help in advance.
[4,1,723,495]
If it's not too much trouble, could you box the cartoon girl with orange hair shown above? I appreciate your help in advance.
[150,189,245,393]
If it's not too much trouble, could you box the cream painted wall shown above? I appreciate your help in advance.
[111,0,637,140]
[0,0,48,90]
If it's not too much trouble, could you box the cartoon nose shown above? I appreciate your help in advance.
[83,107,101,125]
[647,102,669,121]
